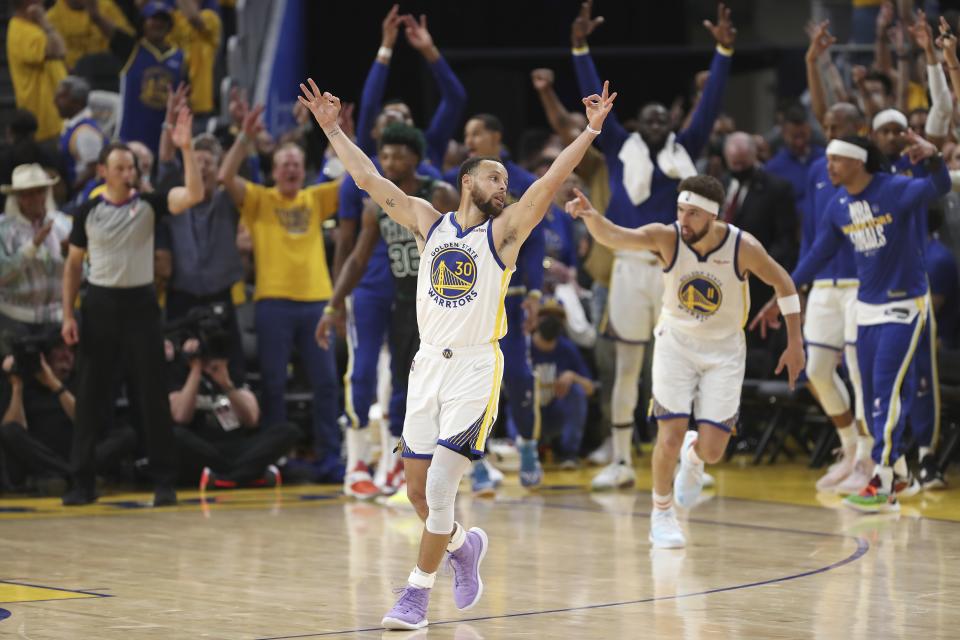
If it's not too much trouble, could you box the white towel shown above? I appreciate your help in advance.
[618,132,698,206]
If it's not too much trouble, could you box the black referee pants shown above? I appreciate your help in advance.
[72,285,177,489]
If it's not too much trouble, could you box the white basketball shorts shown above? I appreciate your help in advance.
[803,281,858,350]
[399,342,503,460]
[651,322,746,431]
[606,250,664,343]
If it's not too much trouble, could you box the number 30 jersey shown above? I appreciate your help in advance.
[377,178,438,302]
[416,211,515,348]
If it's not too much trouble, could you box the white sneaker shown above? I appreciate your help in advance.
[832,460,874,495]
[649,507,686,548]
[487,439,520,472]
[815,450,856,492]
[590,462,635,491]
[702,471,715,489]
[483,458,504,488]
[674,431,704,508]
[587,436,613,466]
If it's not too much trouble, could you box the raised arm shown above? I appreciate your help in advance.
[402,14,468,168]
[937,16,960,131]
[356,5,401,155]
[316,205,381,349]
[218,104,264,209]
[805,21,838,126]
[910,10,950,145]
[299,79,440,239]
[737,233,805,388]
[506,83,616,243]
[677,3,737,156]
[532,69,581,146]
[25,4,66,60]
[566,188,672,253]
[896,130,950,211]
[166,108,204,214]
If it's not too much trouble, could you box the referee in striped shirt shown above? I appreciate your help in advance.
[60,109,203,506]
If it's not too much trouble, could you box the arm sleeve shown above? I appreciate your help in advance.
[896,160,951,213]
[309,182,341,221]
[356,60,391,156]
[424,56,467,169]
[676,49,733,158]
[109,29,137,61]
[571,51,629,155]
[925,63,952,138]
[790,205,844,287]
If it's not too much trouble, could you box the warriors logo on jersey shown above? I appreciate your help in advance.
[677,271,724,320]
[428,244,480,307]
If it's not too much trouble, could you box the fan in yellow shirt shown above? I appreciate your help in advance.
[220,104,343,468]
[46,0,134,70]
[7,0,68,141]
[167,3,222,114]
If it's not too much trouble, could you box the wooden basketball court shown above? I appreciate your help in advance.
[1,462,958,638]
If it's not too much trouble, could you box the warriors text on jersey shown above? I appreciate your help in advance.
[660,221,749,339]
[415,212,514,348]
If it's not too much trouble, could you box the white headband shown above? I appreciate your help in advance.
[872,109,907,132]
[677,190,720,216]
[826,139,868,163]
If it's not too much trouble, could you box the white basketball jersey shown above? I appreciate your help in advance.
[660,222,749,339]
[416,212,514,348]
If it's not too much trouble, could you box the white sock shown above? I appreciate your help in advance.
[893,456,908,477]
[686,438,702,466]
[408,566,435,589]
[918,446,932,461]
[856,434,874,464]
[345,427,369,471]
[836,424,857,453]
[447,522,466,553]
[612,425,633,467]
[652,491,673,511]
[876,465,894,493]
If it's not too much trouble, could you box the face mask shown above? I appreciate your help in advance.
[730,167,755,183]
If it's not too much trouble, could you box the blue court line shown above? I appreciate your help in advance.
[0,578,113,604]
[254,498,871,639]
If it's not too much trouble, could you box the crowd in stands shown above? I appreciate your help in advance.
[0,0,957,503]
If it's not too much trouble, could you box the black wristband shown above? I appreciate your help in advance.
[54,385,68,396]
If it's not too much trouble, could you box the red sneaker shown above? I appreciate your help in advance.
[344,461,379,499]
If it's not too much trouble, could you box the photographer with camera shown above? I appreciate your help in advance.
[167,336,300,489]
[0,333,136,494]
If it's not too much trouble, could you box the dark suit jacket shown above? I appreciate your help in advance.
[724,168,799,318]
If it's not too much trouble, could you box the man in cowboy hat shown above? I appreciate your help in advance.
[0,163,72,332]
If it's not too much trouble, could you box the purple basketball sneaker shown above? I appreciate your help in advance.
[448,527,489,610]
[381,586,430,630]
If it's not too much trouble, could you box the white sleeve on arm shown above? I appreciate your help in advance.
[74,128,105,166]
[925,63,952,138]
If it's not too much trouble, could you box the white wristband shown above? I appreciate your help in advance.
[586,124,601,135]
[377,46,393,60]
[777,294,801,316]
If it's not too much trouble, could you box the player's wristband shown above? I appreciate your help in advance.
[777,294,801,316]
[377,46,393,61]
[324,305,339,316]
[527,289,543,300]
[716,44,734,56]
[572,45,590,56]
[586,124,601,135]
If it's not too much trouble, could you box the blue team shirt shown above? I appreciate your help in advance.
[799,156,857,281]
[792,162,951,304]
[766,145,825,215]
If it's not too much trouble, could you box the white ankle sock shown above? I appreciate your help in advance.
[447,522,466,553]
[408,566,435,589]
[345,427,369,471]
[836,424,856,453]
[612,425,633,467]
[876,466,894,493]
[652,491,673,511]
[918,446,932,461]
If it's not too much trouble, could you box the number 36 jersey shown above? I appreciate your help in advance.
[415,211,515,348]
[376,178,439,302]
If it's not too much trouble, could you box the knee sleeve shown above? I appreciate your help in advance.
[425,447,472,534]
[612,342,645,424]
[805,346,850,416]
